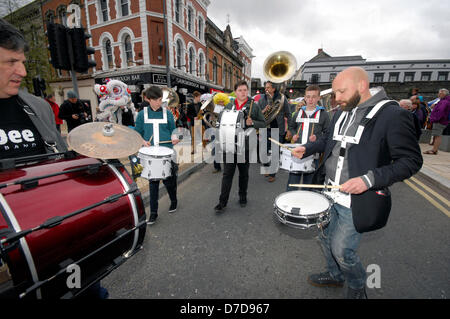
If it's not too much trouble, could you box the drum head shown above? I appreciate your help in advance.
[275,191,330,216]
[138,146,173,156]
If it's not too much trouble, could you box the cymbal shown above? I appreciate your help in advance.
[67,122,144,159]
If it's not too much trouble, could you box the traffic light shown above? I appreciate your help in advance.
[46,22,71,70]
[71,27,96,73]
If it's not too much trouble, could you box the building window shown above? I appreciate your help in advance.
[198,53,204,77]
[421,72,432,81]
[329,73,337,82]
[213,57,218,84]
[438,72,448,81]
[188,7,193,32]
[45,10,55,23]
[388,72,399,82]
[175,0,181,23]
[100,0,108,22]
[311,74,320,84]
[124,35,133,66]
[105,39,113,69]
[404,72,415,82]
[56,5,67,26]
[121,0,129,17]
[176,40,183,69]
[222,63,226,87]
[198,17,204,40]
[374,73,384,83]
[189,47,195,74]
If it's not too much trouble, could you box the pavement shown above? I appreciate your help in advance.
[417,143,450,191]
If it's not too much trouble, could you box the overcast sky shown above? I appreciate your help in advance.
[3,0,449,83]
[207,0,450,81]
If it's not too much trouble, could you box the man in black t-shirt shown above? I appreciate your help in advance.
[0,19,67,159]
[0,18,111,299]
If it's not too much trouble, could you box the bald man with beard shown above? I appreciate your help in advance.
[292,67,422,298]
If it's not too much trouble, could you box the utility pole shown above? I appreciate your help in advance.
[162,0,171,88]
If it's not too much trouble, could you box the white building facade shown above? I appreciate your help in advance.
[296,49,450,85]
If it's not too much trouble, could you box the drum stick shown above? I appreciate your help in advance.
[310,123,315,138]
[159,140,173,144]
[268,137,293,152]
[289,184,341,189]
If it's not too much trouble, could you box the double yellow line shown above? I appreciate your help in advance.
[404,176,450,217]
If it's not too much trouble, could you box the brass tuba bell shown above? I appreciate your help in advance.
[161,87,180,108]
[162,87,180,120]
[263,51,297,83]
[262,51,297,124]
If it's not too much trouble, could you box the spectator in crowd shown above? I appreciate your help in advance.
[58,90,91,132]
[423,89,450,155]
[399,99,421,140]
[45,93,63,132]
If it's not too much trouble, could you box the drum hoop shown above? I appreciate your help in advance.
[106,162,141,257]
[138,153,173,159]
[273,191,331,218]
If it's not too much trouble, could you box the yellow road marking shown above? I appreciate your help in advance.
[409,176,450,207]
[404,179,450,217]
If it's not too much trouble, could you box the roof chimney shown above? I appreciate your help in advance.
[318,48,323,54]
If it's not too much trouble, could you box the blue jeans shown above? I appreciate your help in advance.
[286,171,314,191]
[319,203,366,290]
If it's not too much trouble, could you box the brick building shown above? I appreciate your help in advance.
[205,19,253,92]
[15,0,253,113]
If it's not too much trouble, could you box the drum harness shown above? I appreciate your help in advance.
[325,99,394,208]
[143,106,168,146]
[18,98,60,155]
[295,107,322,166]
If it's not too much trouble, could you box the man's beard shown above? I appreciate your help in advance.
[340,92,361,111]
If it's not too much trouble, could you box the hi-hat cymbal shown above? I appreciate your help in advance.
[67,122,144,159]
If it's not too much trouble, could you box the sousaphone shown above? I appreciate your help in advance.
[162,87,180,120]
[200,93,218,128]
[262,51,297,123]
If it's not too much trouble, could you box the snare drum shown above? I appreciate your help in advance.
[279,144,315,173]
[137,146,174,180]
[273,190,331,229]
[217,110,245,155]
[0,155,146,298]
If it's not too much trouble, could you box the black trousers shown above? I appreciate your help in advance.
[219,161,249,205]
[149,162,178,214]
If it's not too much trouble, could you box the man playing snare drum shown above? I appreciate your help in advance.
[286,85,330,191]
[214,80,266,212]
[292,67,422,298]
[134,86,180,225]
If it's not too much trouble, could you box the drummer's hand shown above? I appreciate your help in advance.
[285,131,292,140]
[72,114,79,120]
[292,134,299,142]
[291,145,305,159]
[340,177,368,194]
[246,117,253,126]
[143,140,151,147]
[171,138,180,145]
[309,134,316,142]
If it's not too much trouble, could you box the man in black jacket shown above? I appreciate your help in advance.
[292,67,422,298]
[58,90,91,132]
[257,81,291,182]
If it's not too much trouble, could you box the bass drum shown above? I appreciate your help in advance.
[0,155,146,299]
